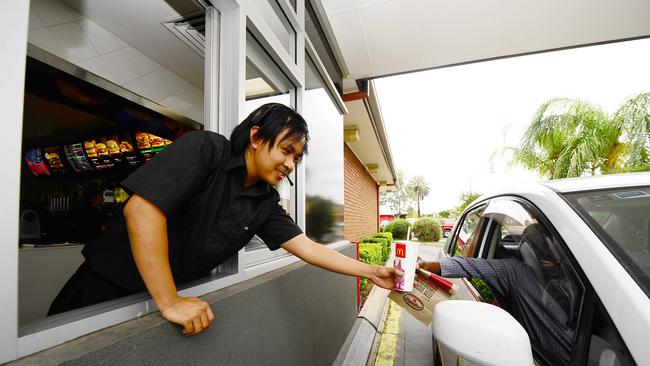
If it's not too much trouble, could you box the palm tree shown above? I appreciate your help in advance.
[407,175,430,217]
[612,92,650,171]
[513,98,614,179]
[511,93,650,179]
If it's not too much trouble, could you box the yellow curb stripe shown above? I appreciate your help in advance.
[374,299,401,366]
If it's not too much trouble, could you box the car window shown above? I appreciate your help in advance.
[449,205,485,257]
[586,296,634,366]
[563,187,650,298]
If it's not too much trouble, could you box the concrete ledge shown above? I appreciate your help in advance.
[10,245,358,366]
[333,285,391,366]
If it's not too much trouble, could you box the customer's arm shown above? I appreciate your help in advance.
[420,257,519,299]
[281,234,403,289]
[124,194,214,336]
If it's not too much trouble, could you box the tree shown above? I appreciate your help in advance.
[510,93,650,179]
[305,196,336,242]
[437,210,451,218]
[612,92,650,171]
[379,171,412,219]
[458,192,481,213]
[407,175,431,218]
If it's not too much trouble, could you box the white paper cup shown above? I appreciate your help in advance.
[393,241,418,292]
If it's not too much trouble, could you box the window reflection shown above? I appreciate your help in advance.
[244,31,294,253]
[303,54,343,243]
[249,0,296,61]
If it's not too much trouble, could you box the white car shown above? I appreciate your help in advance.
[431,172,650,366]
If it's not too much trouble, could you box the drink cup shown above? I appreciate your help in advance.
[393,241,418,292]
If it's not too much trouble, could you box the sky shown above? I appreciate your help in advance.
[375,38,650,214]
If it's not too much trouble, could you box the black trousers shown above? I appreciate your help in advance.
[48,261,137,316]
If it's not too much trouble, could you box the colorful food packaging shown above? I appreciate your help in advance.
[70,143,94,172]
[84,139,106,170]
[43,146,69,174]
[24,148,51,176]
[148,134,165,148]
[135,132,151,150]
[95,138,109,157]
[64,145,82,173]
[119,134,141,167]
[84,140,98,158]
[106,136,121,156]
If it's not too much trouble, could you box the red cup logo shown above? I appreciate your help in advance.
[396,243,406,258]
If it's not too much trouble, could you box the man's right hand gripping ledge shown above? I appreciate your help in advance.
[124,194,214,336]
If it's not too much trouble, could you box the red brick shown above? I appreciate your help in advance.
[344,143,379,241]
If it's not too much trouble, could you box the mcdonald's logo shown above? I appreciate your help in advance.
[396,243,406,258]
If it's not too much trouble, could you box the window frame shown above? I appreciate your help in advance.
[5,0,352,361]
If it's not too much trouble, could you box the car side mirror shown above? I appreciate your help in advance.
[432,301,533,366]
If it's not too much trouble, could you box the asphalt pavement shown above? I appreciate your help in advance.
[370,244,443,366]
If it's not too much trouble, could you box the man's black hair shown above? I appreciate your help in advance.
[230,103,309,163]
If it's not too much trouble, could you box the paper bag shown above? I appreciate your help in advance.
[388,269,454,325]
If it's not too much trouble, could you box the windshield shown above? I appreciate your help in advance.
[563,186,650,297]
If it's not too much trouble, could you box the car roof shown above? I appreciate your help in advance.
[471,172,650,205]
[542,172,650,193]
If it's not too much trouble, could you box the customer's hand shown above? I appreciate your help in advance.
[417,259,441,275]
[160,296,215,336]
[369,265,404,290]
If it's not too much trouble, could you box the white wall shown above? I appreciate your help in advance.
[28,0,204,124]
[0,1,29,362]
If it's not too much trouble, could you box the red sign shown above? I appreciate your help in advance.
[396,243,406,258]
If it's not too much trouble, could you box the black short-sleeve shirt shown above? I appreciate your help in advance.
[82,131,303,291]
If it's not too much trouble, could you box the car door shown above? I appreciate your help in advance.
[441,197,586,366]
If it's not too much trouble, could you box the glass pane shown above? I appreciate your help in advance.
[451,206,484,257]
[22,0,211,330]
[250,0,296,61]
[563,187,650,298]
[244,31,294,253]
[303,54,343,243]
[305,1,343,94]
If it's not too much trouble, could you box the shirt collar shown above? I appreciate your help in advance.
[226,153,271,197]
[225,153,246,171]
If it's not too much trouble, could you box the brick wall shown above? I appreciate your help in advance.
[344,143,378,242]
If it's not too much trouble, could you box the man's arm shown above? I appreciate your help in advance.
[281,234,402,289]
[124,194,214,336]
[419,257,517,299]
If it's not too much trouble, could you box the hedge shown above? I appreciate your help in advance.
[359,242,384,292]
[360,236,390,263]
[372,231,393,243]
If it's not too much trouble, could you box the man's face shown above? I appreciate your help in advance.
[251,128,305,186]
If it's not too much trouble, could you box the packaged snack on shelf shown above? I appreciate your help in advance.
[63,145,82,173]
[43,146,69,174]
[70,143,94,172]
[24,148,50,176]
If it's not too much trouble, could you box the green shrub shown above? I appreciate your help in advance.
[412,218,442,242]
[360,236,390,262]
[359,242,384,292]
[359,242,383,265]
[373,232,393,243]
[384,219,411,239]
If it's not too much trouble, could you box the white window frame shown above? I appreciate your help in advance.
[1,1,29,363]
[241,0,305,269]
[3,0,351,362]
[5,2,243,360]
